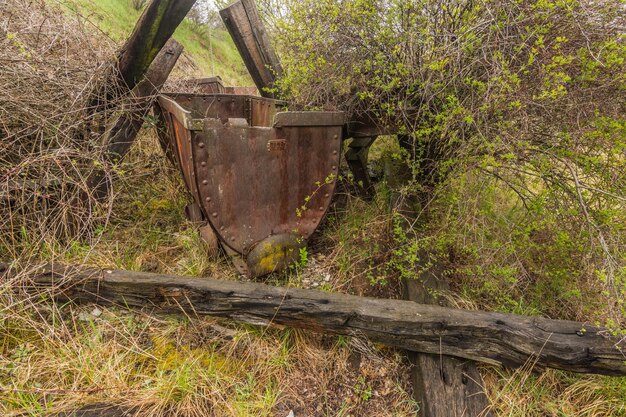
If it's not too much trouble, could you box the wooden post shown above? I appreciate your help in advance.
[404,266,494,417]
[9,263,626,376]
[88,39,183,200]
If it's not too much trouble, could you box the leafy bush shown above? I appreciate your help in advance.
[274,0,626,327]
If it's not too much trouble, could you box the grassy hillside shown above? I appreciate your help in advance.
[61,0,252,85]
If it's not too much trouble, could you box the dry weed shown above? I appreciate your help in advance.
[0,0,120,262]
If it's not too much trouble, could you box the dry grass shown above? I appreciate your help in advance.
[484,366,626,417]
[1,1,625,416]
[0,296,416,416]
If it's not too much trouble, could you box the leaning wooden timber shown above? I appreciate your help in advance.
[155,88,344,277]
[86,0,197,115]
[219,0,283,98]
[15,263,626,376]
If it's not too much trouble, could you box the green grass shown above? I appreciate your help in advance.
[59,0,252,85]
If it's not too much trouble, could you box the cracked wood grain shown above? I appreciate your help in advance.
[6,263,625,376]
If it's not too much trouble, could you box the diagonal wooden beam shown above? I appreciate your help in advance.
[88,38,183,200]
[219,0,283,98]
[87,0,196,114]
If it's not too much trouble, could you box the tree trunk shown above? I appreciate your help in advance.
[9,263,626,377]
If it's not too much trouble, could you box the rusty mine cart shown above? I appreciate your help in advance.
[155,1,381,277]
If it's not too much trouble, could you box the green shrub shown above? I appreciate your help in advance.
[274,0,626,328]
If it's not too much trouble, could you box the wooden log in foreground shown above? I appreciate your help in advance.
[14,264,626,376]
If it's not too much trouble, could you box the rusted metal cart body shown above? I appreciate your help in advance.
[156,90,344,276]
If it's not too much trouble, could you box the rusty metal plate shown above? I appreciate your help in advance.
[193,115,343,255]
[173,117,203,204]
[156,97,205,221]
[156,94,344,275]
[164,93,285,127]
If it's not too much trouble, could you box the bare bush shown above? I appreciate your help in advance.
[0,0,125,261]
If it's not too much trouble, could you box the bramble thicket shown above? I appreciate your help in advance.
[273,0,626,330]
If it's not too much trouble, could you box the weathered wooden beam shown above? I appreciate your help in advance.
[117,0,194,89]
[87,0,196,113]
[88,39,183,200]
[9,263,625,376]
[219,0,283,98]
[345,136,377,198]
[104,39,183,161]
